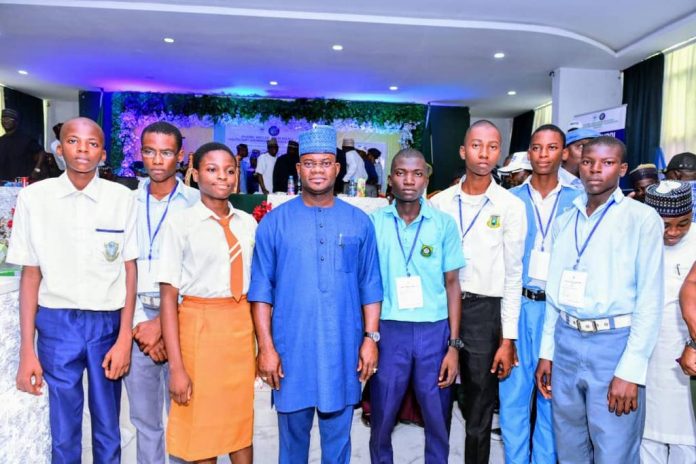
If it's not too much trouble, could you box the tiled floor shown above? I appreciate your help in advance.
[85,384,505,463]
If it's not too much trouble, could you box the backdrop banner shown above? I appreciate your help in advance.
[573,104,627,141]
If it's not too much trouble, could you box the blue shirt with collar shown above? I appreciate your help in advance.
[540,187,664,385]
[371,199,465,322]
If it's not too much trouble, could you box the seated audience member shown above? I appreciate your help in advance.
[629,163,659,203]
[498,151,532,188]
[664,152,696,181]
[641,181,696,464]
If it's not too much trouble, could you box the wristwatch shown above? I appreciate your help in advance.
[364,331,381,342]
[686,338,696,351]
[448,338,464,350]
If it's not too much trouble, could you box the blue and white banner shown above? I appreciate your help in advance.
[573,104,627,142]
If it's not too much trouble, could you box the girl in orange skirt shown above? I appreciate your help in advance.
[158,142,257,463]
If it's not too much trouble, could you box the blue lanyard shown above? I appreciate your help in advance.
[527,184,561,252]
[573,199,615,270]
[146,182,178,261]
[393,215,424,277]
[458,196,490,239]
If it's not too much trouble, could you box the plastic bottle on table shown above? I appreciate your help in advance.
[287,176,295,195]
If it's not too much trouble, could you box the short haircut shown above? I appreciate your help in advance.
[141,121,183,152]
[391,147,427,171]
[583,135,627,162]
[367,148,381,158]
[463,119,500,144]
[236,143,248,150]
[193,142,236,169]
[531,124,566,147]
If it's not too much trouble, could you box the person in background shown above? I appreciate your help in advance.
[430,120,526,464]
[536,136,664,463]
[158,142,257,463]
[641,181,696,464]
[369,148,464,463]
[0,108,45,182]
[124,121,199,464]
[359,145,379,197]
[249,125,382,463]
[272,140,300,193]
[237,143,250,193]
[629,163,659,203]
[342,138,368,191]
[255,137,278,194]
[49,122,66,171]
[498,151,532,189]
[247,149,261,194]
[9,117,137,462]
[368,148,385,195]
[664,152,696,181]
[560,128,600,190]
[500,124,579,464]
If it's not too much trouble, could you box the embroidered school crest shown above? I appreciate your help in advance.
[103,241,120,262]
[420,244,433,257]
[486,215,501,229]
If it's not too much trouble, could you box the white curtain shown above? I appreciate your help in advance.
[661,42,696,161]
[532,102,553,132]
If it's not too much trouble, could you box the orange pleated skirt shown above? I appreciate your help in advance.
[167,295,255,461]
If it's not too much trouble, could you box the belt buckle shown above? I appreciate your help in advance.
[586,320,598,332]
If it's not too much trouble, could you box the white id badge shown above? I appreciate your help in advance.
[558,269,588,308]
[396,276,424,310]
[528,249,551,282]
[137,259,160,293]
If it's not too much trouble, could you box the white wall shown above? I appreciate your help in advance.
[44,98,79,149]
[551,67,623,131]
[470,116,513,165]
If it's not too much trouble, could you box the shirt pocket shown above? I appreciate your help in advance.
[94,228,125,264]
[335,235,360,273]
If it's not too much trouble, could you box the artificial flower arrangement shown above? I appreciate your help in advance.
[252,201,272,223]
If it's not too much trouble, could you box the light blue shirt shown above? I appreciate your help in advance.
[133,178,199,324]
[371,199,465,322]
[539,187,664,385]
[558,166,584,191]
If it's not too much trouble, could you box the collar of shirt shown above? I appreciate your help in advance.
[54,171,101,201]
[383,197,433,223]
[522,175,563,202]
[572,186,625,219]
[454,175,506,206]
[558,166,585,189]
[136,177,189,203]
[191,199,236,222]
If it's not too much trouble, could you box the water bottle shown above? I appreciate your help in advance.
[297,178,302,193]
[287,176,296,195]
[348,179,357,197]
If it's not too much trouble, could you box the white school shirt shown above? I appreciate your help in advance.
[523,177,563,290]
[430,176,526,339]
[132,178,200,325]
[157,201,257,298]
[255,152,276,192]
[7,172,138,310]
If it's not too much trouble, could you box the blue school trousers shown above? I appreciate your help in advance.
[551,318,645,463]
[35,307,122,464]
[499,297,555,463]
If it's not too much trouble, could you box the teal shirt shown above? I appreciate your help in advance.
[371,200,465,322]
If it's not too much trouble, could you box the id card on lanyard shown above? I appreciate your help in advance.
[458,196,490,281]
[394,216,425,309]
[527,185,561,282]
[558,200,615,308]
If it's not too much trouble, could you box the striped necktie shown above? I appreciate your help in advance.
[212,215,244,301]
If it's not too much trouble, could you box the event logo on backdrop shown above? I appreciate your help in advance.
[573,104,627,141]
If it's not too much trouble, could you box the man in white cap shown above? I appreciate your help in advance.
[255,137,279,194]
[498,151,532,189]
[342,138,368,190]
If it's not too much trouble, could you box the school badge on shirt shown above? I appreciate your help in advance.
[420,244,433,257]
[103,241,120,262]
[486,215,501,229]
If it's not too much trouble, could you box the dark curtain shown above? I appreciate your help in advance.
[79,91,113,161]
[3,87,44,146]
[622,53,664,170]
[421,105,470,192]
[509,110,534,155]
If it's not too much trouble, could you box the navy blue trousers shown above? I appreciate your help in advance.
[35,307,122,464]
[369,319,452,463]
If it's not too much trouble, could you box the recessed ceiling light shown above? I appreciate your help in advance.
[332,44,343,51]
[163,37,175,43]
[507,90,517,96]
[269,81,278,86]
[17,70,28,75]
[494,52,505,59]
[389,86,399,91]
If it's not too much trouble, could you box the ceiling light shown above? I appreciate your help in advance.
[163,37,175,43]
[389,86,398,91]
[507,90,517,96]
[494,52,505,59]
[332,44,343,51]
[269,81,278,86]
[17,70,28,75]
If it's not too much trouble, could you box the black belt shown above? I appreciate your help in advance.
[522,288,546,301]
[462,292,487,300]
